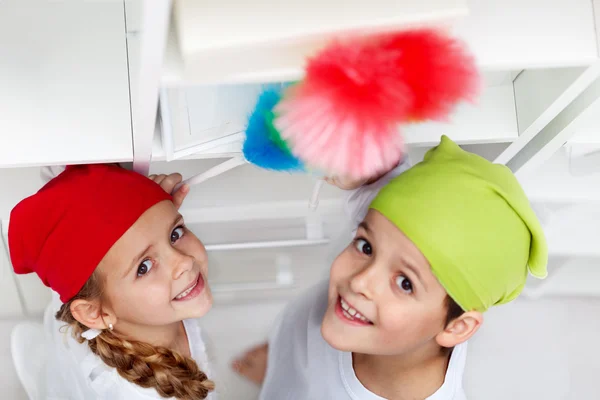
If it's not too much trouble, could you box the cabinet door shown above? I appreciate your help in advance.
[0,0,132,168]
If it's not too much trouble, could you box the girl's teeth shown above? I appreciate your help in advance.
[175,281,197,299]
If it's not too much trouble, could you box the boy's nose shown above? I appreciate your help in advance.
[349,263,379,300]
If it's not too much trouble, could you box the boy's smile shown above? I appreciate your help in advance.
[336,296,373,325]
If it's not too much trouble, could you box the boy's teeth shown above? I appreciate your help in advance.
[340,297,371,323]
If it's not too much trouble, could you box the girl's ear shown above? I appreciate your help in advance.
[436,311,483,348]
[70,299,115,331]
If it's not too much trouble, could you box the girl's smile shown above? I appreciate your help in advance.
[173,272,205,301]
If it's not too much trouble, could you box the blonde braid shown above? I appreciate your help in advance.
[90,331,214,399]
[56,273,215,399]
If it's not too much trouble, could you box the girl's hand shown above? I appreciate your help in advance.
[148,173,189,210]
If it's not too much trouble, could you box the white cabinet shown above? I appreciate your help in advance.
[0,0,132,168]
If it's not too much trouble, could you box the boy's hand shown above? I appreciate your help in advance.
[323,176,370,190]
[148,173,189,210]
[324,161,402,190]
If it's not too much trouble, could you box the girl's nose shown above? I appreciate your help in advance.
[171,250,195,280]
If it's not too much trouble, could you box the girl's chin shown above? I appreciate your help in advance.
[177,291,213,319]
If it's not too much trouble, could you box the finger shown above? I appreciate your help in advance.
[171,184,189,210]
[153,174,168,185]
[148,174,157,181]
[160,173,183,192]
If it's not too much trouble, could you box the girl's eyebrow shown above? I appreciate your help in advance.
[125,244,152,278]
[124,214,184,278]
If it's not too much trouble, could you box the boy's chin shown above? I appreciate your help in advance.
[321,308,363,353]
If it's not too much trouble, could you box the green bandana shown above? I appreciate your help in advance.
[370,136,548,312]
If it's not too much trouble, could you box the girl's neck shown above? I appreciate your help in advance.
[116,320,191,357]
[353,345,450,400]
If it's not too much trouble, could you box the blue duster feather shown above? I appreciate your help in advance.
[243,86,305,172]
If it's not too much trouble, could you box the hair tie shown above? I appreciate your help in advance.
[81,328,102,340]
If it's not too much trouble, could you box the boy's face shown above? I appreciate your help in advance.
[321,209,450,356]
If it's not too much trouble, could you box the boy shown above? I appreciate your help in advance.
[235,136,547,399]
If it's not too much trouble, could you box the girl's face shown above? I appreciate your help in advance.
[98,200,211,327]
[321,209,449,356]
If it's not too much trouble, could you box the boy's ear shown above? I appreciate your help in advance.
[70,299,115,331]
[436,311,483,348]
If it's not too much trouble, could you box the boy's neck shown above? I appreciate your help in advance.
[352,344,451,400]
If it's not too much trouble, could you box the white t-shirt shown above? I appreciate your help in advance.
[259,159,469,400]
[260,281,467,400]
[44,292,218,400]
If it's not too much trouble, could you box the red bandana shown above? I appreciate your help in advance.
[8,164,172,302]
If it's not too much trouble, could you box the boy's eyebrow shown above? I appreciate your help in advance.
[401,259,426,290]
[358,222,371,234]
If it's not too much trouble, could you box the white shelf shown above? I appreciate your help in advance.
[164,0,467,85]
[0,0,133,168]
[163,0,598,85]
[153,78,517,161]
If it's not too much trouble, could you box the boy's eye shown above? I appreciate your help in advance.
[396,275,413,294]
[354,238,372,256]
[137,259,153,277]
[171,226,185,244]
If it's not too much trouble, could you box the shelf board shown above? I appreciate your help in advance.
[154,79,517,161]
[163,0,598,85]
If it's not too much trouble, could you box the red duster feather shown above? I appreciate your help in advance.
[274,29,479,180]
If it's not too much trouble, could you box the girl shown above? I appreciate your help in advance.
[9,164,216,400]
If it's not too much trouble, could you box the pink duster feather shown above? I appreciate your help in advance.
[274,29,479,180]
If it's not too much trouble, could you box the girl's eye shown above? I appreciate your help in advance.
[354,238,372,256]
[171,226,185,244]
[137,259,153,277]
[396,275,413,294]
